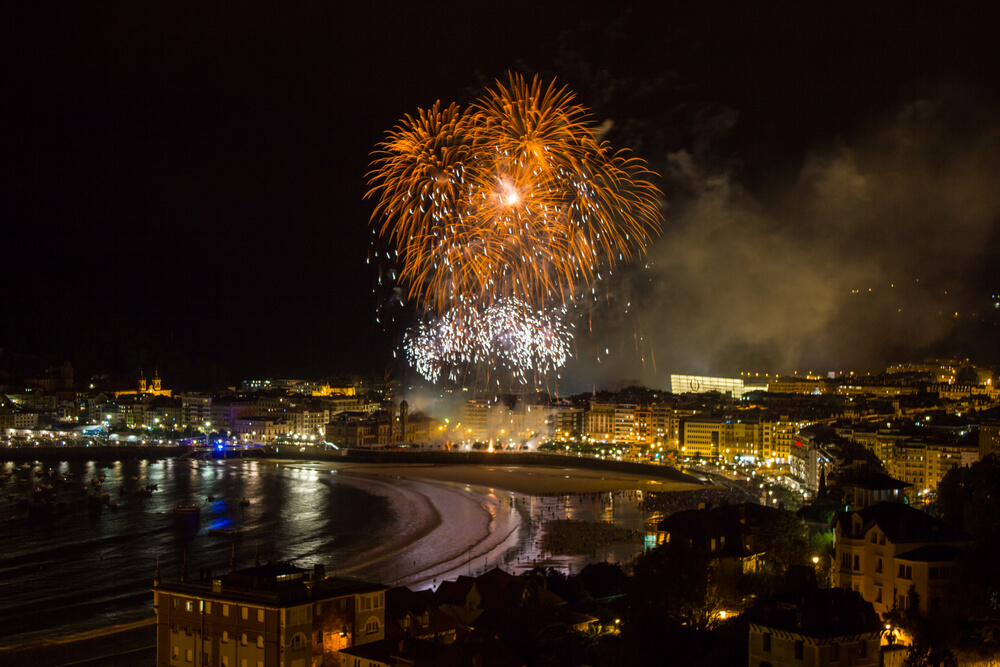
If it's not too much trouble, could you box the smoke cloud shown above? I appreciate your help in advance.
[567,90,1000,390]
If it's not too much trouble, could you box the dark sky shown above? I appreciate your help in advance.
[3,2,999,389]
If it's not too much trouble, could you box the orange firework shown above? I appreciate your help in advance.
[367,72,661,315]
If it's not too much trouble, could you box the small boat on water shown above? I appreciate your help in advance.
[173,503,201,517]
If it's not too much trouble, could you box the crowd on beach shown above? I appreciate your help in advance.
[540,519,641,556]
[639,486,758,515]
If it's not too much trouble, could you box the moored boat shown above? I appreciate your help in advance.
[173,503,200,517]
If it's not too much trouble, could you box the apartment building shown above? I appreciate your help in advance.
[154,562,387,667]
[832,501,970,616]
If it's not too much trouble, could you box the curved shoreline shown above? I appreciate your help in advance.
[332,472,446,576]
[333,469,519,587]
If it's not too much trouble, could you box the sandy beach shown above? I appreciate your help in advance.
[332,462,706,495]
[326,462,708,588]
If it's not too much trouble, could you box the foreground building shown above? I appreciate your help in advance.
[153,561,387,667]
[748,586,882,667]
[832,502,969,615]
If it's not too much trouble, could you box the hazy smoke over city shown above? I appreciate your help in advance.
[569,90,1000,390]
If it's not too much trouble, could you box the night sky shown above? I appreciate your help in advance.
[3,2,999,390]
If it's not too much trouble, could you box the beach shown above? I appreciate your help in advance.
[331,462,707,586]
[333,462,706,495]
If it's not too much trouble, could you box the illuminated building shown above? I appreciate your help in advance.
[832,500,970,616]
[182,394,213,430]
[114,369,173,399]
[153,562,386,667]
[980,420,1000,459]
[767,376,830,395]
[233,416,289,444]
[670,374,752,398]
[585,402,615,442]
[680,417,724,458]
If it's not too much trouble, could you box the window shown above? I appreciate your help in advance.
[223,604,229,617]
[763,632,771,652]
[876,558,882,573]
[241,633,248,646]
[930,566,940,579]
[241,606,249,620]
[291,633,306,650]
[876,588,883,603]
[186,648,193,663]
[206,602,212,614]
[365,619,380,634]
[173,599,180,609]
[794,640,804,660]
[186,600,194,612]
[172,646,179,660]
[853,555,860,571]
[257,636,264,649]
[241,660,247,667]
[870,532,877,543]
[257,609,264,622]
[898,564,912,579]
[222,631,229,643]
[222,658,229,667]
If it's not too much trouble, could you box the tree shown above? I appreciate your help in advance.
[936,454,1000,611]
[755,510,811,590]
[627,540,724,633]
[578,562,628,600]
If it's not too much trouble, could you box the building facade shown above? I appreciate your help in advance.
[153,562,387,667]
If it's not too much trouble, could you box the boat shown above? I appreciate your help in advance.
[173,503,201,517]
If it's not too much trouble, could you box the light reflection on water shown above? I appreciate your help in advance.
[0,459,653,646]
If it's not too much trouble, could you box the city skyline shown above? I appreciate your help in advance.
[4,2,1000,391]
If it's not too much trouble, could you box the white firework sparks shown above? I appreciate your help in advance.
[404,298,573,384]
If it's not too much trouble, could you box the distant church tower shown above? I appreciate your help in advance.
[138,370,147,393]
[152,369,162,392]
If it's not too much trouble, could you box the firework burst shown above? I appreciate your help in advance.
[368,73,662,384]
[404,298,573,385]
